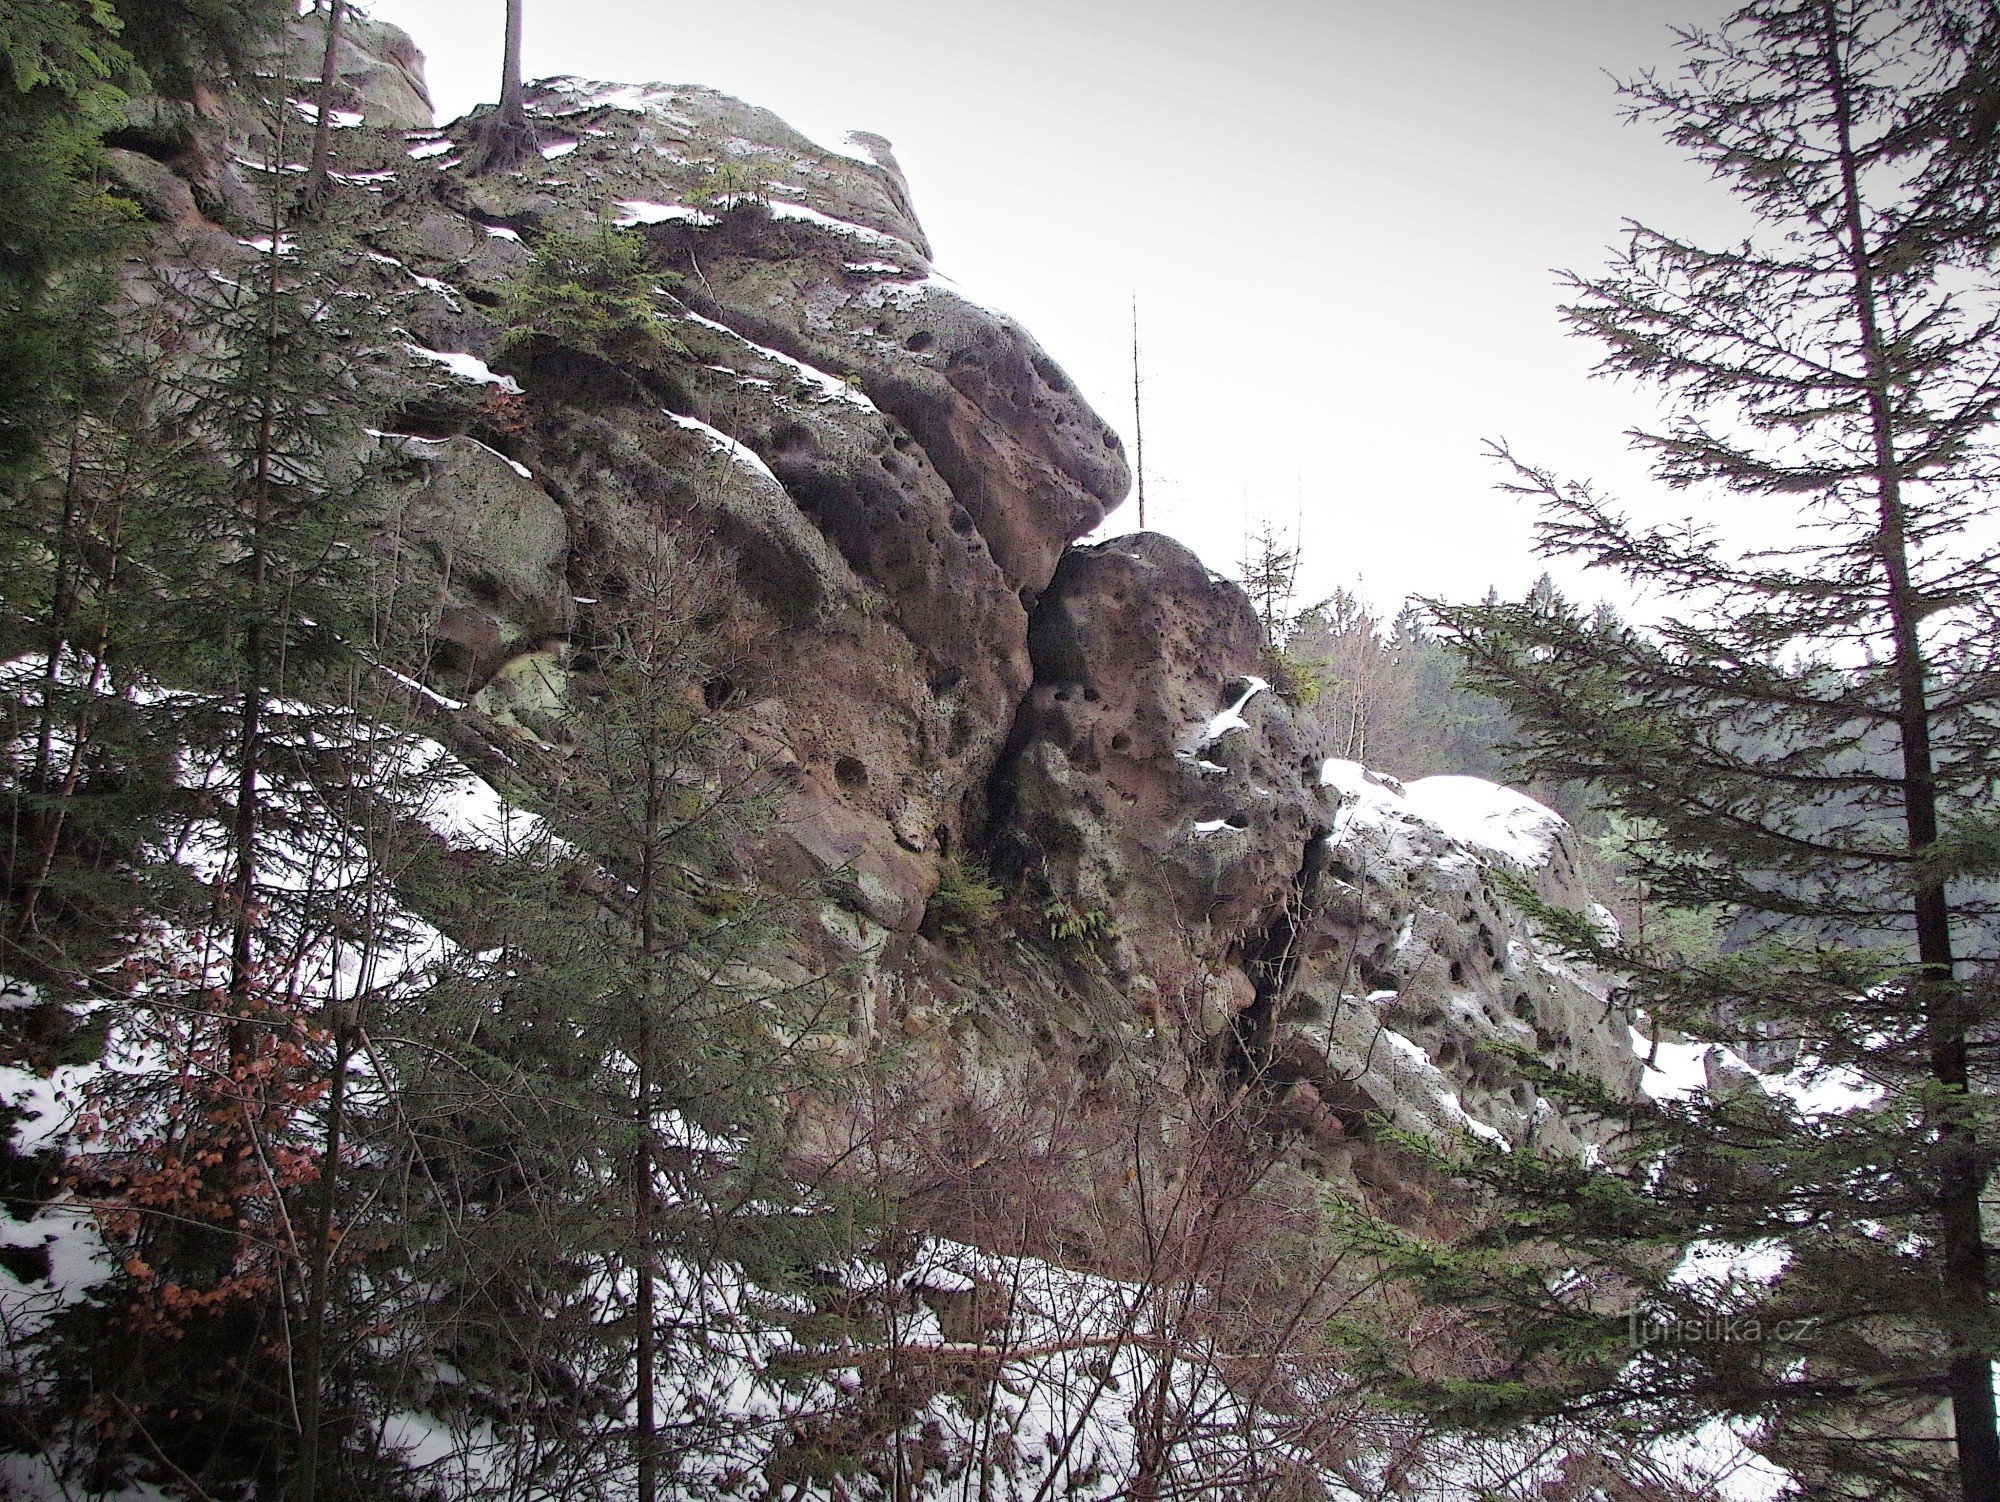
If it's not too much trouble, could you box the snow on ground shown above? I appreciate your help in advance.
[369,660,466,712]
[1647,1419,1793,1502]
[0,693,561,1406]
[0,1453,173,1502]
[391,736,563,857]
[231,154,306,175]
[532,78,693,124]
[290,99,364,129]
[1632,1025,1720,1102]
[861,271,1009,322]
[1631,1024,1884,1120]
[795,127,883,168]
[364,253,463,308]
[1320,759,1410,841]
[1,1053,114,1354]
[1670,1237,1793,1290]
[1760,1051,1883,1116]
[528,79,876,168]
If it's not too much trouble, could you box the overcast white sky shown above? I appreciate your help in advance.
[365,0,1747,616]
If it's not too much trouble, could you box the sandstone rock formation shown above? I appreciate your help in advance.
[126,34,1641,1245]
[990,533,1635,1175]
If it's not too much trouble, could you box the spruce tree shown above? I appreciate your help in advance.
[0,0,137,474]
[543,531,844,1501]
[1345,4,2000,1500]
[365,528,851,1500]
[1235,516,1301,649]
[0,97,494,1487]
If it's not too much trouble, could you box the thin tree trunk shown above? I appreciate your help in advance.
[635,1025,656,1502]
[468,0,537,173]
[498,0,526,129]
[305,0,347,199]
[1131,296,1147,532]
[635,767,659,1502]
[293,1013,352,1502]
[10,403,118,948]
[230,224,284,1060]
[1821,8,1998,1498]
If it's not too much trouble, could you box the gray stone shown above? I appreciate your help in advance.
[376,434,572,689]
[291,12,433,132]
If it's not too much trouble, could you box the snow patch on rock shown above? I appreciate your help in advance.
[685,312,877,410]
[613,199,718,228]
[663,410,783,488]
[402,344,522,394]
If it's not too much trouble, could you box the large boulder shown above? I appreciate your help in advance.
[292,12,434,132]
[991,533,1338,997]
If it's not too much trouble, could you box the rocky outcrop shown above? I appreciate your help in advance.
[1261,765,1637,1170]
[360,79,1126,927]
[989,534,1636,1168]
[994,535,1336,1001]
[292,11,435,132]
[131,39,1639,1231]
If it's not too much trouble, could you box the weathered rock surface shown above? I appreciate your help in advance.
[1274,765,1638,1165]
[293,11,434,131]
[376,434,574,692]
[364,78,1127,920]
[139,44,1641,1234]
[989,534,1636,1168]
[994,534,1337,996]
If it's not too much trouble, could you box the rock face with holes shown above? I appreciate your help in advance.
[1267,765,1639,1171]
[370,77,1129,930]
[144,52,1132,935]
[986,534,1638,1172]
[991,534,1340,1004]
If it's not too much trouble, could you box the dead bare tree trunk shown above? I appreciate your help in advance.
[1131,295,1147,532]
